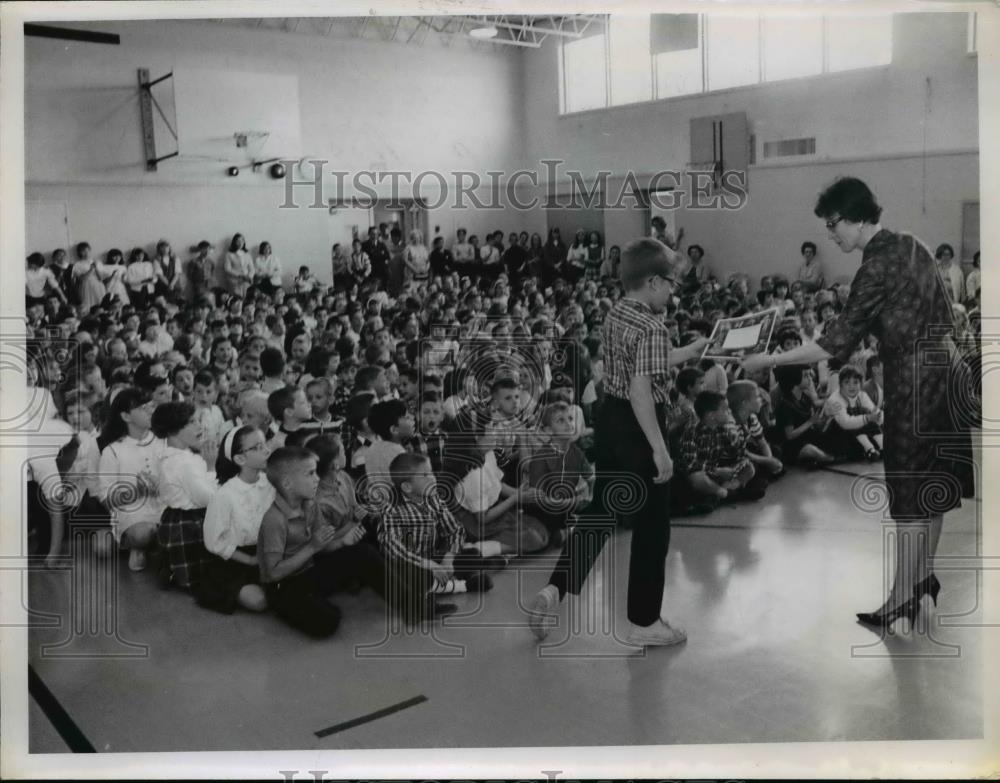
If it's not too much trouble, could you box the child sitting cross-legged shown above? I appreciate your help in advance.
[379,452,493,624]
[773,365,836,468]
[726,380,785,481]
[675,391,767,510]
[257,446,343,638]
[267,385,316,449]
[306,434,387,599]
[198,425,275,614]
[152,402,219,590]
[522,402,594,548]
[446,420,549,556]
[821,365,884,461]
[667,366,704,454]
[363,399,414,506]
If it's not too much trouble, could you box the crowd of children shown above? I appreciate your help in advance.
[24,225,982,635]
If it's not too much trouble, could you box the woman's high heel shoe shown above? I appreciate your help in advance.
[856,596,921,630]
[913,574,941,607]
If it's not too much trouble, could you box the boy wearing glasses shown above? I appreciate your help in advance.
[529,238,708,647]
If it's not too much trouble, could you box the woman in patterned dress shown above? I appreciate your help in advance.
[742,177,975,630]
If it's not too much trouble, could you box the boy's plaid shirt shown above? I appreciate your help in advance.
[601,298,672,404]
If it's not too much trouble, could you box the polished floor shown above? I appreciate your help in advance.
[28,457,984,752]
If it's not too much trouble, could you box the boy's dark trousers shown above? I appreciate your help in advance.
[547,396,672,627]
[313,542,387,599]
[384,552,493,623]
[265,566,343,639]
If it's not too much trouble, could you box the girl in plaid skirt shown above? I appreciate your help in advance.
[152,402,218,590]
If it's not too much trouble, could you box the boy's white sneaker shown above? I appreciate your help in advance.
[528,584,560,641]
[128,549,146,572]
[627,618,687,647]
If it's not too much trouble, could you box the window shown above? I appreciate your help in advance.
[826,15,893,73]
[560,32,608,113]
[706,16,761,91]
[608,15,652,106]
[558,13,895,114]
[762,16,823,82]
[654,16,703,99]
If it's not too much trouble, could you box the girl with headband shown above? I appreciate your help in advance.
[198,426,275,614]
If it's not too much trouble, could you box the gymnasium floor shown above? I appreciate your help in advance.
[27,456,983,753]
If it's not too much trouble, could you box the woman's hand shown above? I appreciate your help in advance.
[741,353,773,375]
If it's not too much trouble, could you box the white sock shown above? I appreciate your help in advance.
[431,578,467,594]
[466,540,503,558]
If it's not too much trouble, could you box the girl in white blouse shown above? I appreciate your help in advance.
[98,387,165,572]
[252,241,283,296]
[199,426,274,613]
[150,401,218,589]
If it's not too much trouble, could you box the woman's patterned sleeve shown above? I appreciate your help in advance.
[816,257,887,363]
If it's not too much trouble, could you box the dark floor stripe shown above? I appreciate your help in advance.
[314,695,428,738]
[28,665,96,753]
[818,465,866,478]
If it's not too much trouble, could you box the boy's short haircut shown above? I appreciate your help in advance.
[399,366,420,383]
[619,238,679,292]
[267,386,299,422]
[259,347,285,377]
[194,370,215,389]
[389,451,431,491]
[266,446,315,491]
[726,380,759,413]
[336,356,358,373]
[775,365,808,394]
[306,377,332,395]
[345,392,374,429]
[694,390,727,420]
[675,366,705,396]
[490,376,519,395]
[419,390,441,406]
[540,400,571,429]
[368,399,409,441]
[866,354,882,378]
[776,328,802,346]
[308,433,344,477]
[354,365,383,390]
[238,350,260,365]
[838,365,863,384]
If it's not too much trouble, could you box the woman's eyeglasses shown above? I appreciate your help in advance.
[825,216,845,231]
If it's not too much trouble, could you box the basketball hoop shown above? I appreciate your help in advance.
[685,159,723,189]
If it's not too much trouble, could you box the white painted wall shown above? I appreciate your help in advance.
[24,19,534,285]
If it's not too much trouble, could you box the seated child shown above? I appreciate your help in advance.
[307,434,386,596]
[726,380,784,480]
[200,425,275,613]
[486,376,525,485]
[667,366,704,453]
[257,446,342,638]
[63,390,113,556]
[191,370,227,467]
[676,391,764,511]
[305,377,342,433]
[267,385,317,449]
[152,402,219,589]
[821,365,884,461]
[863,355,884,411]
[773,365,836,467]
[522,402,593,547]
[447,423,548,555]
[364,399,413,505]
[294,265,317,295]
[379,452,493,623]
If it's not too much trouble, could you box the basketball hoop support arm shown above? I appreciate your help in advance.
[138,68,179,171]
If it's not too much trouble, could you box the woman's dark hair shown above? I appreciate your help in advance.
[973,251,980,268]
[229,234,245,253]
[76,242,91,256]
[800,241,817,255]
[27,252,45,268]
[99,387,151,448]
[934,243,955,260]
[107,248,124,263]
[814,177,882,224]
[687,244,704,258]
[215,424,257,483]
[127,247,147,265]
[150,401,196,439]
[676,366,705,396]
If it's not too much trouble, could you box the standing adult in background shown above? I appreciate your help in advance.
[331,242,352,290]
[479,230,502,282]
[388,226,406,295]
[502,231,528,284]
[452,228,474,277]
[253,240,283,296]
[154,239,183,303]
[529,237,709,647]
[541,227,567,289]
[125,247,157,311]
[186,241,215,305]
[565,229,588,285]
[965,251,981,307]
[742,176,975,632]
[403,229,430,285]
[429,235,454,278]
[796,241,825,293]
[359,227,387,288]
[935,243,965,304]
[678,243,711,295]
[71,242,106,315]
[49,247,74,304]
[224,233,254,299]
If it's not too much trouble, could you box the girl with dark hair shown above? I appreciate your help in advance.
[125,247,157,310]
[153,239,183,301]
[198,425,274,613]
[101,247,130,304]
[796,240,824,292]
[97,387,164,571]
[224,233,254,298]
[743,176,976,630]
[585,230,604,281]
[152,401,218,589]
[71,241,106,314]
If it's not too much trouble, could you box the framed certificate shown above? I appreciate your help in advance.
[701,307,780,362]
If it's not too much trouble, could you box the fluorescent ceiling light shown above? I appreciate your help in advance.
[469,25,498,39]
